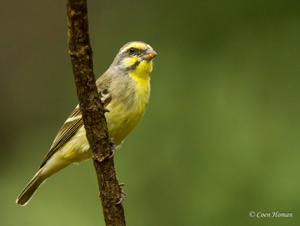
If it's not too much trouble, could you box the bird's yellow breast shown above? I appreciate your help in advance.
[105,60,152,145]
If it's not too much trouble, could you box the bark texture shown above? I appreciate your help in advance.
[66,1,126,225]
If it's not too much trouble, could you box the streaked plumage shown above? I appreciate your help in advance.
[16,41,156,205]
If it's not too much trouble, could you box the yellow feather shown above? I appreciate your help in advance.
[16,41,156,205]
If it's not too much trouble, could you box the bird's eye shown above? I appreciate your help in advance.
[128,47,138,55]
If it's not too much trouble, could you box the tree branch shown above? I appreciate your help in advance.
[66,0,126,225]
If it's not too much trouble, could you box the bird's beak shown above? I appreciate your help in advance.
[142,49,157,61]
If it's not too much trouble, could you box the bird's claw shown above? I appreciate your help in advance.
[109,139,117,158]
[115,186,126,205]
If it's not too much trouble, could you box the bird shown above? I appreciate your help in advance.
[16,41,157,205]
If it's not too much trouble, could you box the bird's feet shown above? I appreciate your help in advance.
[109,138,117,158]
[115,183,126,205]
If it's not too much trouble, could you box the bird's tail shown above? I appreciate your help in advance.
[16,169,45,206]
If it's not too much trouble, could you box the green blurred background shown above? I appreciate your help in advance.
[1,0,300,225]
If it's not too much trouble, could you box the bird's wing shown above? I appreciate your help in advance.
[38,77,112,169]
[39,107,84,168]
